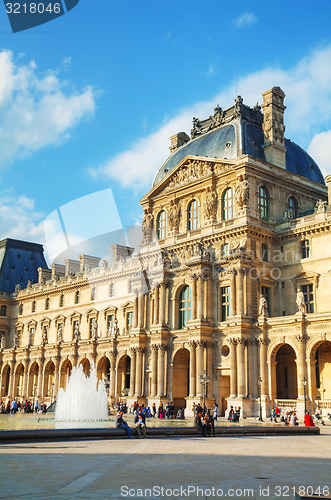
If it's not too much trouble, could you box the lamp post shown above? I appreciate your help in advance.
[33,383,37,412]
[258,378,263,421]
[199,370,210,408]
[51,382,55,404]
[303,377,307,415]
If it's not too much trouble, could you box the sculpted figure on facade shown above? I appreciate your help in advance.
[315,199,327,213]
[235,175,249,208]
[0,333,5,349]
[191,117,202,139]
[212,105,223,128]
[203,186,217,221]
[168,199,180,233]
[42,327,48,344]
[258,294,269,317]
[92,320,98,339]
[57,324,63,342]
[296,289,306,314]
[168,160,213,190]
[142,209,154,242]
[74,324,80,341]
[14,331,19,348]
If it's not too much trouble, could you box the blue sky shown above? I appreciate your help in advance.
[1,1,331,263]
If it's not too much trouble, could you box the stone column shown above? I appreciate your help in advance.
[37,357,44,399]
[153,286,159,325]
[188,341,197,397]
[191,276,197,320]
[157,345,166,397]
[296,334,307,398]
[135,348,144,396]
[196,341,205,397]
[207,275,213,322]
[237,338,246,398]
[134,295,139,329]
[248,338,258,399]
[138,293,144,329]
[197,276,204,320]
[309,359,317,402]
[237,269,244,316]
[229,339,237,397]
[129,348,136,397]
[22,356,30,400]
[259,338,268,397]
[8,359,15,398]
[54,355,60,395]
[206,341,214,398]
[230,270,237,316]
[109,349,116,399]
[159,283,166,325]
[150,345,158,397]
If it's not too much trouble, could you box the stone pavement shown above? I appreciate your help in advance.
[0,426,330,500]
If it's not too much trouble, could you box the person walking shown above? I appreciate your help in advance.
[115,410,133,438]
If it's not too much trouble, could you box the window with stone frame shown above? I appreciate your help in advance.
[301,239,310,259]
[261,243,269,262]
[73,320,79,337]
[91,287,96,301]
[32,300,36,313]
[288,196,298,218]
[222,243,229,258]
[157,210,167,239]
[179,285,192,329]
[220,285,230,321]
[45,297,50,310]
[0,305,7,317]
[59,294,64,307]
[109,283,114,297]
[18,303,23,315]
[261,286,271,316]
[222,187,234,221]
[126,311,133,332]
[258,186,269,221]
[75,290,80,304]
[188,200,199,230]
[89,317,96,338]
[301,284,314,313]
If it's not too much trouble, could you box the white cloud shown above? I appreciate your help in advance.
[308,131,331,175]
[0,193,44,243]
[92,44,331,190]
[0,50,95,166]
[233,12,258,29]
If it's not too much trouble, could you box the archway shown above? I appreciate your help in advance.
[173,348,190,410]
[276,344,298,399]
[315,341,331,400]
[97,356,110,381]
[43,360,55,399]
[80,358,90,376]
[14,363,24,399]
[28,362,39,398]
[117,355,131,398]
[60,359,72,389]
[1,365,10,397]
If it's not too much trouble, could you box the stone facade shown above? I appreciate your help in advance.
[1,87,331,418]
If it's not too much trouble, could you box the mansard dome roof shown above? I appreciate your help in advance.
[153,97,325,187]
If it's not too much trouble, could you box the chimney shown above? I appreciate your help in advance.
[169,132,190,153]
[261,87,286,168]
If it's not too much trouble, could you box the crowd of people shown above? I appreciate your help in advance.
[0,399,47,414]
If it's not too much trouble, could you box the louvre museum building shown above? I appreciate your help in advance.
[1,86,331,418]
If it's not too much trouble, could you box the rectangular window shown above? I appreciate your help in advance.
[301,240,310,259]
[221,286,230,321]
[91,287,96,301]
[45,297,50,310]
[0,305,7,317]
[89,318,96,337]
[32,301,36,313]
[75,291,80,304]
[261,286,271,316]
[126,311,133,331]
[109,283,114,297]
[262,243,269,262]
[302,284,314,313]
[59,295,64,307]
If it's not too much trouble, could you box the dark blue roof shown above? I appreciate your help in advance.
[0,239,48,293]
[153,119,325,186]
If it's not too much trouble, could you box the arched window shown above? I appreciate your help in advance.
[188,200,199,230]
[222,187,233,221]
[179,286,191,329]
[258,186,269,221]
[157,210,167,239]
[288,196,297,219]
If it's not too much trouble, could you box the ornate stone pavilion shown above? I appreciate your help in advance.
[1,86,331,417]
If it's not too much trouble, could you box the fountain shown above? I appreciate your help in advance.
[55,363,108,422]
